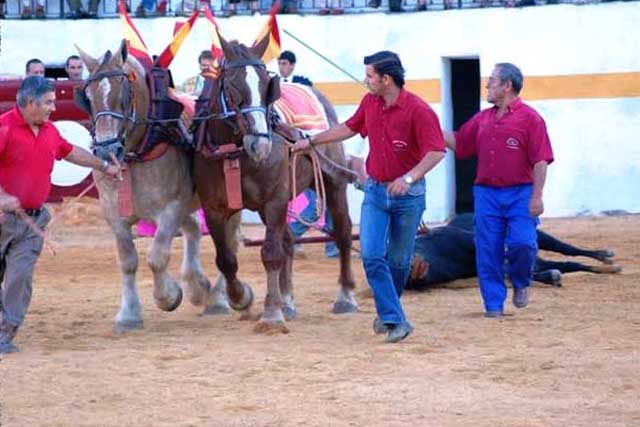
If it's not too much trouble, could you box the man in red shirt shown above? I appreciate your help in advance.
[0,76,119,354]
[293,51,445,343]
[444,63,554,317]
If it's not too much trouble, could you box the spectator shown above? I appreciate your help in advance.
[280,0,298,14]
[65,55,84,81]
[0,0,6,19]
[136,0,168,17]
[277,51,313,86]
[25,58,45,77]
[225,0,259,16]
[292,51,446,343]
[21,0,46,19]
[443,63,554,318]
[0,76,120,354]
[318,0,343,14]
[67,0,101,18]
[178,50,219,98]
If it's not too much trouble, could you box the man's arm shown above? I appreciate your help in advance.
[529,161,548,217]
[387,150,446,196]
[443,131,456,151]
[64,146,120,178]
[291,123,358,152]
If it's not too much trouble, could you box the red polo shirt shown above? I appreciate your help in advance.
[455,98,554,187]
[0,107,74,209]
[346,89,445,183]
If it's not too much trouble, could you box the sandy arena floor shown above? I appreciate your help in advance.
[1,199,639,427]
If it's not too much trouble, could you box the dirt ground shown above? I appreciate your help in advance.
[1,199,639,427]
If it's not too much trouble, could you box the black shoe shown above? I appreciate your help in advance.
[484,310,503,318]
[385,322,414,343]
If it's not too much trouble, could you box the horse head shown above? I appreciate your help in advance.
[75,39,149,163]
[209,34,280,163]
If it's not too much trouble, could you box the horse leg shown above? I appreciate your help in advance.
[96,179,143,332]
[111,219,144,332]
[254,205,289,334]
[537,230,615,263]
[279,226,296,320]
[179,213,230,315]
[148,210,184,312]
[325,180,358,314]
[538,257,622,276]
[205,212,254,314]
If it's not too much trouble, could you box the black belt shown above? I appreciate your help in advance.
[23,208,43,217]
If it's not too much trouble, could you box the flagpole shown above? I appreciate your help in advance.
[281,29,365,87]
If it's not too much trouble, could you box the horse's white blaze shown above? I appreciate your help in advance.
[246,67,268,134]
[99,77,111,111]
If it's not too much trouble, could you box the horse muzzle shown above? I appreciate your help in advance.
[93,137,125,163]
[243,134,272,163]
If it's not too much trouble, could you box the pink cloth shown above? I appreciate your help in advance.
[136,209,209,237]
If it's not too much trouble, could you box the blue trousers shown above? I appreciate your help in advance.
[360,178,425,325]
[474,184,538,312]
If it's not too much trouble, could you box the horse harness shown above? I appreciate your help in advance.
[191,57,281,210]
[75,66,190,165]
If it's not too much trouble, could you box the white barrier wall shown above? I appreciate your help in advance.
[1,3,638,222]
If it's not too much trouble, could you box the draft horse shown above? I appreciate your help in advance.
[193,34,358,333]
[76,40,235,332]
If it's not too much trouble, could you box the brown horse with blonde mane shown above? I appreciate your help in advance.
[193,34,358,333]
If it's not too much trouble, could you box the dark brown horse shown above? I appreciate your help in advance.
[193,35,357,333]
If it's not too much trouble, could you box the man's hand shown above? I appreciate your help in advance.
[387,176,410,196]
[529,196,544,217]
[102,163,122,180]
[291,137,312,153]
[0,193,21,212]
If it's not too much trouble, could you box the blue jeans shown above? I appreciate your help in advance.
[289,189,337,256]
[360,178,426,325]
[474,184,538,312]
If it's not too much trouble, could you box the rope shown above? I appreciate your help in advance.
[287,141,327,229]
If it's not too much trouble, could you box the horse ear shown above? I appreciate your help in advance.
[219,33,235,62]
[266,75,281,105]
[75,44,99,74]
[251,31,270,61]
[113,39,129,66]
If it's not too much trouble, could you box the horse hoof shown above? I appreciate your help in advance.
[114,319,144,333]
[253,320,290,334]
[332,300,358,314]
[229,284,254,312]
[202,304,230,315]
[283,305,297,321]
[157,287,183,312]
[604,249,615,258]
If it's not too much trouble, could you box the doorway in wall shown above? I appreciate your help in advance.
[451,58,480,214]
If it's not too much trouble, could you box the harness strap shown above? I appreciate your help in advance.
[217,144,244,210]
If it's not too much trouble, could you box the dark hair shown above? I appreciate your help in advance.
[364,51,405,88]
[198,50,214,63]
[17,76,55,108]
[495,63,524,94]
[278,50,296,64]
[65,55,82,68]
[25,58,44,74]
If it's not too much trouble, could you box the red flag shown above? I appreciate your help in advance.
[203,5,224,61]
[155,8,200,68]
[253,1,281,63]
[118,1,153,69]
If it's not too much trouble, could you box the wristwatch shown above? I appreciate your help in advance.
[100,159,110,172]
[403,174,414,185]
